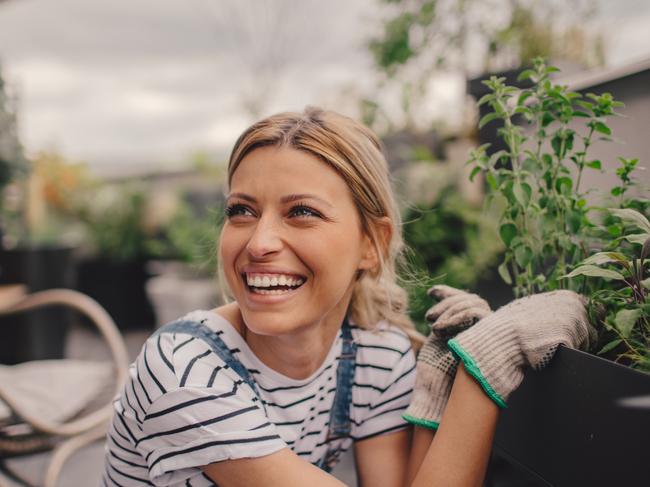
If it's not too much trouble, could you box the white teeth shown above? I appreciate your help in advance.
[245,273,305,289]
[251,288,292,295]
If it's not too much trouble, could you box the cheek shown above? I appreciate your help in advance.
[307,236,362,285]
[218,228,243,277]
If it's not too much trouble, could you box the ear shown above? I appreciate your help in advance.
[358,217,392,273]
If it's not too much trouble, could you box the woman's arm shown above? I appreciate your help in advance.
[202,364,497,487]
[354,429,411,487]
[202,448,346,486]
[408,363,499,487]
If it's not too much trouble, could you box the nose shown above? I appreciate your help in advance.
[245,214,284,259]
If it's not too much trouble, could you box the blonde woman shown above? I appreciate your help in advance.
[102,107,594,486]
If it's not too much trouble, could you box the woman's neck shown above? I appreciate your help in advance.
[215,302,348,380]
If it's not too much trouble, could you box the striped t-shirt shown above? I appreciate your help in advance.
[102,310,416,486]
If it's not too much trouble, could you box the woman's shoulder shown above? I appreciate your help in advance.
[349,319,414,364]
[131,308,248,400]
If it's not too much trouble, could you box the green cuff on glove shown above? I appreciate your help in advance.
[447,338,508,409]
[402,413,440,430]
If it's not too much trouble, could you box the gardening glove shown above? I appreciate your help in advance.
[425,285,492,338]
[403,286,491,430]
[447,290,598,409]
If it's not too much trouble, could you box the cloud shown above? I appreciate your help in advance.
[1,0,648,173]
[0,0,377,170]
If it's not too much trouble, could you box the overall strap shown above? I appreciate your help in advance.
[318,316,357,472]
[153,320,264,410]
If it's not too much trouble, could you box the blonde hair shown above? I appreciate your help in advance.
[219,106,424,349]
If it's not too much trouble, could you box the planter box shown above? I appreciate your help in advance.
[76,258,155,330]
[485,346,650,487]
[0,246,75,364]
[146,274,220,328]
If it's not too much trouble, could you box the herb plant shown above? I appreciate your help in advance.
[467,57,649,370]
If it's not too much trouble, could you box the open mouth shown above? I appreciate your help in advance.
[242,273,307,295]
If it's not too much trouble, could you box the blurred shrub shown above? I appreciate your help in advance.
[148,199,223,275]
[402,185,502,332]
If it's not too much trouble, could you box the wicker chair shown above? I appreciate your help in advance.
[0,287,129,487]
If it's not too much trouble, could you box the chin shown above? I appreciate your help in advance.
[240,308,309,336]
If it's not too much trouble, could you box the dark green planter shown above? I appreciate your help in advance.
[75,257,155,330]
[0,245,75,364]
[485,346,650,486]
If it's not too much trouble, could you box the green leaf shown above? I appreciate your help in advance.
[486,172,498,190]
[593,121,612,136]
[610,208,650,233]
[568,209,582,233]
[517,69,536,82]
[607,224,622,237]
[498,260,512,285]
[598,339,622,354]
[614,309,642,338]
[514,245,533,268]
[478,93,494,106]
[586,160,602,170]
[513,182,532,207]
[551,134,562,157]
[517,91,533,106]
[556,177,573,194]
[541,112,554,127]
[563,265,625,280]
[499,223,517,247]
[611,186,623,196]
[624,233,650,245]
[479,112,500,129]
[469,166,482,182]
[581,252,628,266]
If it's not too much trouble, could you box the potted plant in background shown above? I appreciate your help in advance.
[467,58,649,486]
[145,195,222,328]
[0,71,79,363]
[73,182,157,330]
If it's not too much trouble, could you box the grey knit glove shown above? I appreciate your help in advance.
[425,285,492,338]
[403,285,491,429]
[447,290,597,408]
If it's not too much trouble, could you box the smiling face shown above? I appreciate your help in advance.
[219,145,378,336]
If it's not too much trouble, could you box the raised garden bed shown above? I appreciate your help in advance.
[486,345,650,487]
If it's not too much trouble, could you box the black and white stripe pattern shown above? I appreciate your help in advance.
[102,310,415,486]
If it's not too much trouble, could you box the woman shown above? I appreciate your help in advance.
[102,107,594,486]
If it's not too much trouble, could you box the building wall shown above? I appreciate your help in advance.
[570,69,650,201]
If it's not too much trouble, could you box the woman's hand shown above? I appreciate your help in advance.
[448,289,597,407]
[403,285,491,430]
[425,285,491,338]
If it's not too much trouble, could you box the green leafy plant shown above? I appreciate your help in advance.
[148,200,221,275]
[75,183,155,262]
[467,58,649,371]
[565,209,649,371]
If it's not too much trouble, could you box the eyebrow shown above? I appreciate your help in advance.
[226,192,334,209]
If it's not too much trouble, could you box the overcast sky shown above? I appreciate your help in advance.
[1,0,649,176]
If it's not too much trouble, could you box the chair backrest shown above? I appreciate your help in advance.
[488,346,650,487]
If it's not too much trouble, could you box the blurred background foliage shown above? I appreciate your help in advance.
[0,0,646,333]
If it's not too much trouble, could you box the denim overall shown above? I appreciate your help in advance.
[153,316,357,474]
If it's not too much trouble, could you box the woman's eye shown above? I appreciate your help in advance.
[290,205,321,218]
[225,204,254,218]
